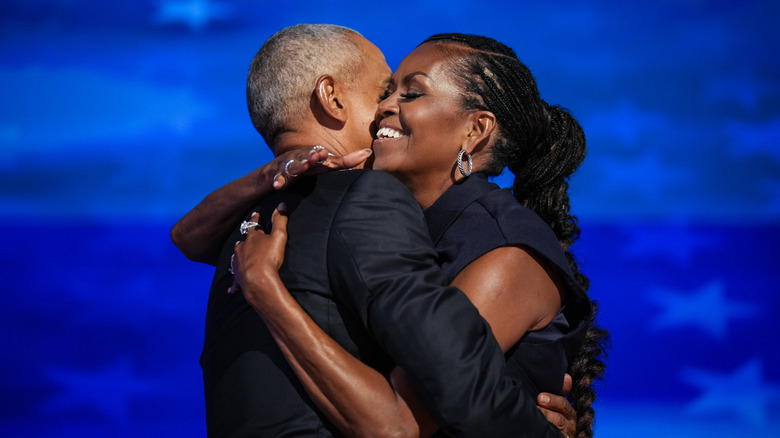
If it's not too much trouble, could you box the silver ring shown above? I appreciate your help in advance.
[240,220,260,235]
[283,158,296,176]
[311,145,326,164]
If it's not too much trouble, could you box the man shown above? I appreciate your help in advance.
[173,24,575,437]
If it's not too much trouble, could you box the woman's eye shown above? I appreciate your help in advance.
[378,88,395,102]
[399,92,423,101]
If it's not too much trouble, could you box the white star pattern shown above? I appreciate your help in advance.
[681,359,780,425]
[3,2,780,437]
[648,281,760,339]
[154,0,232,32]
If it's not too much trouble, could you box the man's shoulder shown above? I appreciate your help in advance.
[315,169,414,203]
[259,169,415,229]
[319,168,405,189]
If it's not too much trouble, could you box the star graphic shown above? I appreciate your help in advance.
[595,151,694,202]
[681,359,780,425]
[43,359,160,423]
[648,281,759,339]
[620,221,723,265]
[154,0,232,32]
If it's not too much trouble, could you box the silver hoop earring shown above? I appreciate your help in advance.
[457,149,473,177]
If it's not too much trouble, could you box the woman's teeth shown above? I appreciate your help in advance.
[376,127,405,139]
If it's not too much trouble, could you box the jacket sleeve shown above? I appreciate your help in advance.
[326,170,562,437]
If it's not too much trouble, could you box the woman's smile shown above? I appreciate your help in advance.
[375,126,406,139]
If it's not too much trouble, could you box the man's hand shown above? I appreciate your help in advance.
[272,146,373,189]
[537,373,576,438]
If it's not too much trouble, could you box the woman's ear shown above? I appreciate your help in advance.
[463,111,496,153]
[314,74,348,124]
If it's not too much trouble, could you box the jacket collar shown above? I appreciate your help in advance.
[423,173,499,245]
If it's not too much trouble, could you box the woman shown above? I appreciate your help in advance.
[229,33,608,438]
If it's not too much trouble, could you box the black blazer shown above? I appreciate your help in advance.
[201,169,562,437]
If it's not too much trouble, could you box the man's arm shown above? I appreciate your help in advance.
[328,170,563,437]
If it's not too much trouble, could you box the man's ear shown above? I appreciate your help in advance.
[314,74,348,125]
[463,111,496,154]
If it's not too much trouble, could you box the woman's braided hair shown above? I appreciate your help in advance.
[422,33,609,438]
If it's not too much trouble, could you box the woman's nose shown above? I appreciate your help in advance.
[375,95,397,119]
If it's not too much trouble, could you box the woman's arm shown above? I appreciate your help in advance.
[170,146,371,265]
[233,210,428,438]
[452,247,576,438]
[234,210,570,437]
[449,245,564,352]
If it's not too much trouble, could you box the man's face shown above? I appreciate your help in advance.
[343,35,392,153]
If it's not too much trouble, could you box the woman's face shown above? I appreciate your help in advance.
[371,43,477,188]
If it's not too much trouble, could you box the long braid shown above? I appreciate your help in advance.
[422,34,609,438]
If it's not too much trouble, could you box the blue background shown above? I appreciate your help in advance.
[2,0,779,436]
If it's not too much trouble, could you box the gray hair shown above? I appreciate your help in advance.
[246,24,364,146]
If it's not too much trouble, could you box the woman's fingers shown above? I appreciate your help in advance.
[322,148,372,169]
[272,147,373,190]
[272,203,288,233]
[537,392,576,437]
[231,212,260,288]
[561,373,572,397]
[266,204,288,269]
[272,148,314,189]
[306,145,329,166]
[232,207,288,287]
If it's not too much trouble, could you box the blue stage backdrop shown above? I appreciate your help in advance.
[1,1,779,436]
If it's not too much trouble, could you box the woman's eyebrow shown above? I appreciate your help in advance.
[402,71,433,84]
[387,71,432,88]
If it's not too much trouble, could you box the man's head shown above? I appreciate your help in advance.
[246,24,390,154]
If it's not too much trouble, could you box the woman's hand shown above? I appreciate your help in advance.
[271,146,373,190]
[537,373,576,438]
[230,206,288,303]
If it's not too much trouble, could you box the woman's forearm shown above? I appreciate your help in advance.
[237,235,570,437]
[171,147,369,265]
[171,165,272,265]
[244,273,428,438]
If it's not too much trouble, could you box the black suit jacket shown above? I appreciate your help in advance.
[201,169,562,437]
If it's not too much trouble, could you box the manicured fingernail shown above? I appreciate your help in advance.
[362,148,373,155]
[539,394,550,403]
[277,202,287,214]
